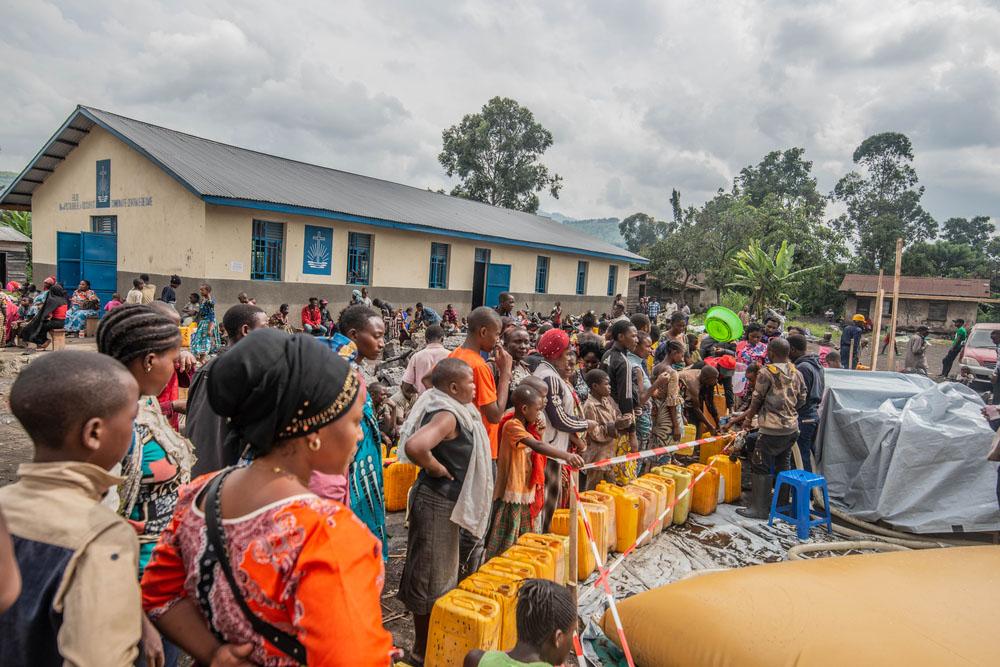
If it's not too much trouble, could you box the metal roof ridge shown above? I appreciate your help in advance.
[83,105,642,259]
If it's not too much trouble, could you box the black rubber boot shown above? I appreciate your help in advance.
[736,473,773,519]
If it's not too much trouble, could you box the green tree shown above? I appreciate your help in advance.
[728,240,819,318]
[618,212,668,254]
[832,132,937,272]
[438,97,562,213]
[942,216,993,246]
[736,147,825,222]
[696,193,762,301]
[901,240,989,278]
[645,219,706,302]
[0,210,31,281]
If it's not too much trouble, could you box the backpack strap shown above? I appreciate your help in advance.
[204,469,307,664]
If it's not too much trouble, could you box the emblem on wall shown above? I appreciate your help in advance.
[96,159,111,209]
[303,225,333,275]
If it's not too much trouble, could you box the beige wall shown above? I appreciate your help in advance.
[31,126,207,275]
[201,204,627,302]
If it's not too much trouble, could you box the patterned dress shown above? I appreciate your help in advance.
[320,333,387,561]
[141,474,395,666]
[119,397,195,574]
[64,289,99,333]
[191,297,221,356]
[483,415,543,560]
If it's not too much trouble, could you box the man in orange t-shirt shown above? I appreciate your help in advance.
[448,307,511,578]
[449,307,512,459]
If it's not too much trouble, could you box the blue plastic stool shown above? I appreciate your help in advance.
[768,470,833,540]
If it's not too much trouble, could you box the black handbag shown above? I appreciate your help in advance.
[203,469,307,663]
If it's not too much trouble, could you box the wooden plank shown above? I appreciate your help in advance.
[569,469,579,604]
[886,238,904,370]
[870,269,885,371]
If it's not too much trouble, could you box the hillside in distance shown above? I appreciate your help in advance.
[543,211,626,249]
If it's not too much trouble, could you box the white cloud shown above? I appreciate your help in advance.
[0,0,998,225]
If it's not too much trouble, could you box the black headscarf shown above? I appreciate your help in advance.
[207,328,359,455]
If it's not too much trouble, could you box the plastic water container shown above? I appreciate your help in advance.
[638,475,676,529]
[480,557,535,584]
[579,502,610,561]
[579,490,617,553]
[733,361,748,395]
[713,385,728,423]
[678,423,697,455]
[686,463,721,515]
[458,572,520,650]
[501,545,556,582]
[631,478,669,534]
[383,461,419,512]
[709,454,742,503]
[516,533,568,585]
[699,433,730,465]
[550,510,596,581]
[179,325,193,348]
[425,589,501,667]
[650,465,693,524]
[622,484,656,542]
[596,482,641,552]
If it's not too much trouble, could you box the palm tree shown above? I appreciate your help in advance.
[728,240,818,319]
[0,210,31,282]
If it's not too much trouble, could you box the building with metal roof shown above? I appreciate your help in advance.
[839,273,999,332]
[2,105,643,315]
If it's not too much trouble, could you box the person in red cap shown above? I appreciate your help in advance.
[532,327,594,530]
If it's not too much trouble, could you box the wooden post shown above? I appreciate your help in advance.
[886,238,904,371]
[870,270,885,371]
[568,469,579,602]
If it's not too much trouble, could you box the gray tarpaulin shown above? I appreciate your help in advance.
[815,368,1000,534]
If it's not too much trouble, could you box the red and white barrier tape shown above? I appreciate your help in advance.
[572,475,636,667]
[573,432,735,471]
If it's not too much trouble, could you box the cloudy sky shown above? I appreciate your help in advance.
[2,0,999,223]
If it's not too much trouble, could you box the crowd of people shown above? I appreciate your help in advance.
[0,281,929,667]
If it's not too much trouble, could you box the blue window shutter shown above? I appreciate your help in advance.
[576,261,588,295]
[429,242,449,289]
[347,232,372,285]
[535,256,549,294]
[251,220,284,281]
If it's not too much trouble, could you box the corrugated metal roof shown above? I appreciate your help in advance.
[0,226,32,244]
[0,106,645,263]
[839,273,991,299]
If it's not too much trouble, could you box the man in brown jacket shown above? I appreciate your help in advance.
[0,352,144,666]
[730,337,806,517]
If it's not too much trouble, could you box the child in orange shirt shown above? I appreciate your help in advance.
[483,384,583,560]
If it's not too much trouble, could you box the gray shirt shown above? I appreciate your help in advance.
[904,334,927,372]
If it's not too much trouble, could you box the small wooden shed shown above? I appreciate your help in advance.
[0,226,31,286]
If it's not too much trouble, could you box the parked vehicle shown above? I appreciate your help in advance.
[959,323,1000,386]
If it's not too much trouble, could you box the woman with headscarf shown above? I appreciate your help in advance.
[64,279,101,336]
[21,283,68,350]
[141,329,396,666]
[532,328,593,531]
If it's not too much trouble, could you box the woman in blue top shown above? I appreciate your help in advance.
[190,283,220,360]
[320,304,388,560]
[97,304,196,667]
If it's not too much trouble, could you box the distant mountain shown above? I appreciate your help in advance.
[0,171,15,191]
[542,211,626,249]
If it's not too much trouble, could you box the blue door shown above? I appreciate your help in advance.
[56,232,82,289]
[484,263,511,310]
[81,232,117,309]
[57,231,117,314]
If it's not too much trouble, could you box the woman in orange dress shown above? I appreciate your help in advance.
[141,329,396,666]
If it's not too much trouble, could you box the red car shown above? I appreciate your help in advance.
[960,323,1000,386]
